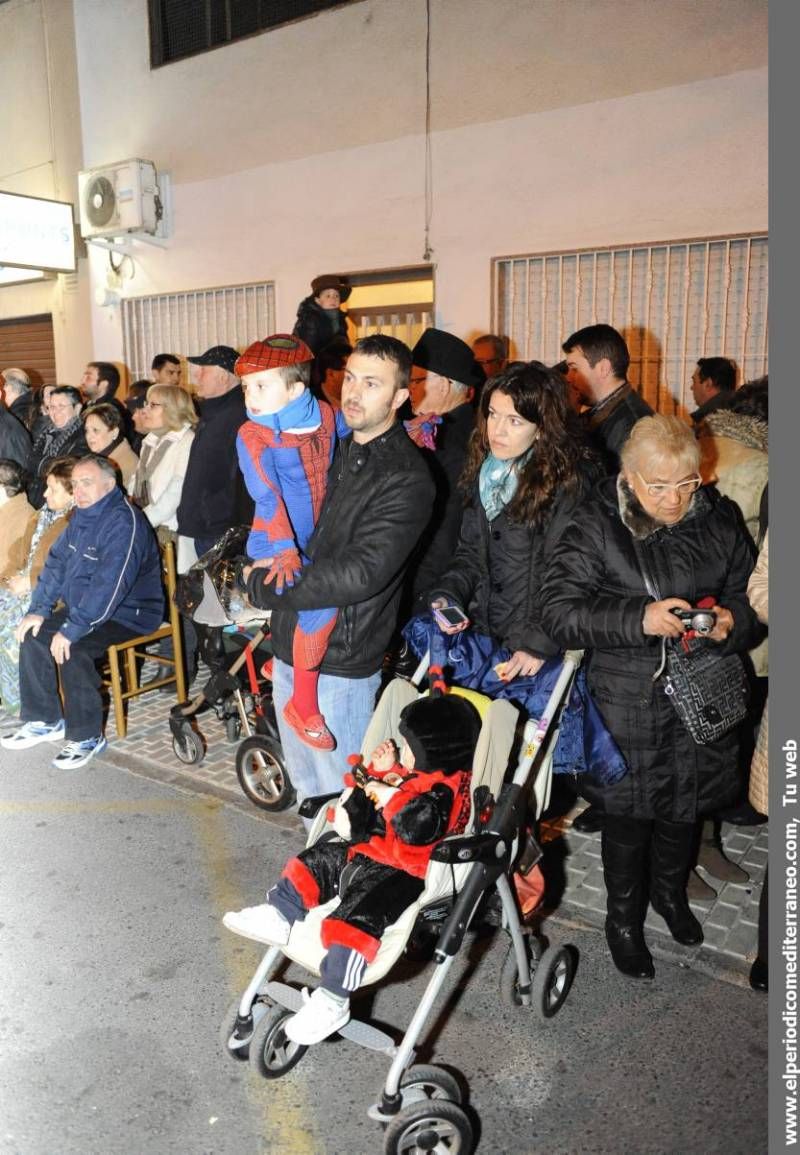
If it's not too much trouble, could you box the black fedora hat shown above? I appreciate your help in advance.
[411,328,485,389]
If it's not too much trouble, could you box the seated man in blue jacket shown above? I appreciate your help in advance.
[1,455,163,769]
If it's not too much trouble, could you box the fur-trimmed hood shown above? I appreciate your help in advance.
[613,473,710,541]
[697,409,768,452]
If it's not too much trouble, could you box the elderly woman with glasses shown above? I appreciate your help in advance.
[129,385,198,550]
[540,414,761,980]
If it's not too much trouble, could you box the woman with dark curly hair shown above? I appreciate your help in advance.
[427,360,595,680]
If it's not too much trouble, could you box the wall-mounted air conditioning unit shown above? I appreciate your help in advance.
[78,159,163,240]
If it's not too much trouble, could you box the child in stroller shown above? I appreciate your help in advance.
[220,653,580,1154]
[224,692,482,1044]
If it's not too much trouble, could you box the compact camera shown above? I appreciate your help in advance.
[671,608,717,635]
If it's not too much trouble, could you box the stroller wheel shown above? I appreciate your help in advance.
[531,944,575,1020]
[225,714,242,743]
[219,996,268,1061]
[172,727,205,765]
[236,736,295,812]
[399,1064,463,1106]
[249,1004,307,1079]
[499,932,542,1007]
[383,1099,473,1154]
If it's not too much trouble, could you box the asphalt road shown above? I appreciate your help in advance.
[0,743,767,1154]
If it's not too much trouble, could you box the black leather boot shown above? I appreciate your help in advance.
[572,804,604,834]
[602,817,654,980]
[650,820,704,946]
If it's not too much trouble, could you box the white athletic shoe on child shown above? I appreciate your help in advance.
[222,903,291,945]
[284,986,351,1046]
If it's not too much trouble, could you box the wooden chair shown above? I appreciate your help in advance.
[105,538,187,738]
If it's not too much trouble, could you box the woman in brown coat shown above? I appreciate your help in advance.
[82,403,139,489]
[0,460,34,575]
[0,457,75,714]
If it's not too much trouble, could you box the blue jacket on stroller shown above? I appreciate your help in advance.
[403,614,628,785]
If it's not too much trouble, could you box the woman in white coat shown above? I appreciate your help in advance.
[130,384,197,554]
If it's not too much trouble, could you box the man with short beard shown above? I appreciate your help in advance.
[244,334,434,805]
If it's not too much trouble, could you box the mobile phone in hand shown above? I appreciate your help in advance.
[433,604,469,630]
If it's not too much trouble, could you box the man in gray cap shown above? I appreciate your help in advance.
[176,345,252,565]
[404,328,484,605]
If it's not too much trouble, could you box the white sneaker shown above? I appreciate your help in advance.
[51,736,107,770]
[284,987,350,1045]
[1,720,65,750]
[222,904,291,945]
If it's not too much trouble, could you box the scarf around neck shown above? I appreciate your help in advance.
[404,412,443,450]
[478,450,531,521]
[246,390,320,441]
[34,415,81,473]
[99,430,126,458]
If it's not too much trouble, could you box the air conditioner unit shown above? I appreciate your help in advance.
[78,159,162,240]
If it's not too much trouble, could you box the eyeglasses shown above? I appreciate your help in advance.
[635,471,701,498]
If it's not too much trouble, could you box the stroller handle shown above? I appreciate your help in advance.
[510,652,580,790]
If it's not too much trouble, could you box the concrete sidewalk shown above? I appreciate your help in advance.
[0,672,767,985]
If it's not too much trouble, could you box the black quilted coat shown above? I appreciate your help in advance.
[539,476,761,821]
[430,467,594,660]
[292,296,348,355]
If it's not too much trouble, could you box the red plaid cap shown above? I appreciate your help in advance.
[235,335,314,377]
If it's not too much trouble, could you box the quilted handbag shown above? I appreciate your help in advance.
[633,540,749,746]
[662,640,749,745]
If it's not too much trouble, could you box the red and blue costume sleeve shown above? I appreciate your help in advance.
[237,401,339,646]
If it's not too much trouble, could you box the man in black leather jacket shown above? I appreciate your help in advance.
[244,334,435,804]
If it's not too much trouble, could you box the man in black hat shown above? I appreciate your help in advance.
[404,327,484,605]
[176,345,252,564]
[293,274,352,356]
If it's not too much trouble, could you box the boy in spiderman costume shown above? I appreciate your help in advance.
[223,691,482,1045]
[235,335,350,750]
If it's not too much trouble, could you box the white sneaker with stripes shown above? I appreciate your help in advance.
[284,987,350,1045]
[1,720,65,749]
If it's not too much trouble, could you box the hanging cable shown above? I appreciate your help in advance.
[423,0,433,262]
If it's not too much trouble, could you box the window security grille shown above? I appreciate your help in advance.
[121,281,275,381]
[493,235,768,413]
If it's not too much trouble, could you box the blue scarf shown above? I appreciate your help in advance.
[478,451,530,521]
[246,390,320,441]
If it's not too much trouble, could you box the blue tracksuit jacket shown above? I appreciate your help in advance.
[28,486,163,643]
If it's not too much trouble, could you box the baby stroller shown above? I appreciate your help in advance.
[169,527,293,812]
[220,649,582,1153]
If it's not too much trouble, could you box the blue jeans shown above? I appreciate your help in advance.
[272,657,381,805]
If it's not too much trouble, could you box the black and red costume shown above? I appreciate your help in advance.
[266,694,482,997]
